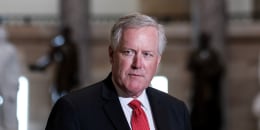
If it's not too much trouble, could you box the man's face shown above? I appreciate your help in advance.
[109,26,161,97]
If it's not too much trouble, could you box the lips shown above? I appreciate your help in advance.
[128,73,144,77]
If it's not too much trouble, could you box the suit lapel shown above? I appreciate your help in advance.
[101,75,131,130]
[103,100,130,130]
[147,87,173,130]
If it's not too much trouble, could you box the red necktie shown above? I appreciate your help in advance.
[129,99,150,130]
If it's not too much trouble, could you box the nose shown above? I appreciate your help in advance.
[132,54,142,69]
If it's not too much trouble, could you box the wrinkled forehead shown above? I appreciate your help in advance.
[119,27,160,50]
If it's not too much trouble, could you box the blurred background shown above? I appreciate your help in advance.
[0,0,259,130]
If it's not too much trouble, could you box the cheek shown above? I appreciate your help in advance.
[119,58,132,70]
[146,60,160,74]
[148,64,157,73]
[113,56,132,71]
[147,58,160,68]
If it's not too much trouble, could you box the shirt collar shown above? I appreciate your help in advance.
[111,75,150,110]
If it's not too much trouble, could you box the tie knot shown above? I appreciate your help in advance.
[129,99,141,109]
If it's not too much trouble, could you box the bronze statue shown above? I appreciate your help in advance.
[29,27,79,103]
[187,33,224,130]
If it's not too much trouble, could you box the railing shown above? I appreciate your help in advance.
[1,12,260,26]
[0,15,60,25]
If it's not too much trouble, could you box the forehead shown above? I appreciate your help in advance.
[116,29,159,55]
[121,26,158,42]
[120,27,158,47]
[123,26,157,34]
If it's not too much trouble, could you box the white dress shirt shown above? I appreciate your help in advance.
[115,87,156,130]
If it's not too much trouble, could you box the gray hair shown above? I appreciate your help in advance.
[110,13,167,55]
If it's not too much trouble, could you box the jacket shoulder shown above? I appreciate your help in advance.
[147,87,187,107]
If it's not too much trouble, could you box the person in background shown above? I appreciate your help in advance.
[29,26,79,104]
[45,13,191,130]
[187,32,224,130]
[0,20,20,130]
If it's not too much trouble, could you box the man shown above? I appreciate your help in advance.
[46,13,191,130]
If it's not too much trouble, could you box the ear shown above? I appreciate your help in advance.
[108,46,114,64]
[157,55,161,66]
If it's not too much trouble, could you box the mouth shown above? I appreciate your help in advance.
[128,73,143,77]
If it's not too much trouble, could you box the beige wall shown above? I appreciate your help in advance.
[0,0,138,16]
[0,0,59,15]
[90,0,139,15]
[6,22,260,130]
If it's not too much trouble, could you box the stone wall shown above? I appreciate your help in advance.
[139,0,190,21]
[6,22,260,130]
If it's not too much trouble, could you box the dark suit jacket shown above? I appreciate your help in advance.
[45,74,191,130]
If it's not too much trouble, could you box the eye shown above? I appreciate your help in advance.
[143,52,154,58]
[122,49,135,56]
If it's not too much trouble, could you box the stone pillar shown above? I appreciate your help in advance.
[253,0,260,19]
[198,0,227,58]
[190,0,227,130]
[191,0,227,55]
[190,0,200,48]
[59,0,91,86]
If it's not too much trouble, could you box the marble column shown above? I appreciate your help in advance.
[253,0,260,19]
[190,1,227,130]
[59,0,91,86]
